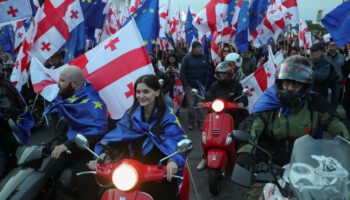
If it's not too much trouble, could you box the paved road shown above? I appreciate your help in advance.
[30,106,350,200]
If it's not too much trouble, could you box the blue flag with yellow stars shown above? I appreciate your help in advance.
[63,23,85,63]
[322,1,350,47]
[0,24,15,55]
[80,0,107,29]
[227,0,239,27]
[95,104,187,169]
[248,0,271,36]
[235,0,250,52]
[125,0,160,52]
[0,79,34,145]
[185,7,198,45]
[43,80,107,140]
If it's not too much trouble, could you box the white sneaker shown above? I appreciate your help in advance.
[196,158,207,171]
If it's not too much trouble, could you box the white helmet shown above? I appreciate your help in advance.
[225,53,242,68]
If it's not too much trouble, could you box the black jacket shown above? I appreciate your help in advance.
[206,80,248,106]
[180,53,209,88]
[312,55,331,98]
[0,80,21,130]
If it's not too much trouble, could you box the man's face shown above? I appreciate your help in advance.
[58,73,75,99]
[193,46,202,56]
[241,50,249,59]
[310,50,323,62]
[328,43,338,56]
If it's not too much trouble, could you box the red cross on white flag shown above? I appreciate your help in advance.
[239,46,284,112]
[30,19,155,119]
[28,0,84,63]
[0,0,33,24]
[11,20,27,52]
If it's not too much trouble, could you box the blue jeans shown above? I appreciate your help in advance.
[185,87,204,127]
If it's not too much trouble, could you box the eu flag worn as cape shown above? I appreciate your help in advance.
[321,1,350,48]
[43,80,107,140]
[95,104,187,169]
[0,79,34,145]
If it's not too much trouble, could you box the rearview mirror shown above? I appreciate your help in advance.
[232,130,251,142]
[176,139,193,155]
[75,134,89,150]
[243,88,250,96]
[8,118,20,133]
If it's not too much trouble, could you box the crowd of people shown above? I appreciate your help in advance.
[1,30,350,199]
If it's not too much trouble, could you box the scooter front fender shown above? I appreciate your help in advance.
[101,189,153,200]
[0,167,47,200]
[207,149,228,170]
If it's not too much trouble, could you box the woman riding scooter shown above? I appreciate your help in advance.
[88,74,188,200]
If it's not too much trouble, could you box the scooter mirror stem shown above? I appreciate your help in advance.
[157,151,179,169]
[247,139,272,161]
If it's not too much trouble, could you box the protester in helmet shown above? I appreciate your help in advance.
[224,52,246,81]
[196,60,248,171]
[235,56,349,200]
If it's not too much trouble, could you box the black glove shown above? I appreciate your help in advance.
[236,153,255,171]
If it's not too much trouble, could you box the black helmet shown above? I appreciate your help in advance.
[275,55,313,107]
[215,61,235,84]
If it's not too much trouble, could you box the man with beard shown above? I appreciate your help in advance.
[43,65,108,200]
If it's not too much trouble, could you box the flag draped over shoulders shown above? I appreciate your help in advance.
[43,80,107,140]
[0,79,34,145]
[95,104,187,169]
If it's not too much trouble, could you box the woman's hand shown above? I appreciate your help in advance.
[166,159,178,182]
[88,160,97,170]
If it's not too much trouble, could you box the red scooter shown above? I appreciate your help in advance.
[194,88,249,195]
[74,134,193,200]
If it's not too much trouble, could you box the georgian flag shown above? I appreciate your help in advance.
[0,0,34,25]
[240,46,284,112]
[299,19,312,54]
[252,0,287,47]
[281,0,300,24]
[193,0,229,35]
[11,20,27,51]
[30,19,154,119]
[159,0,169,38]
[211,31,221,65]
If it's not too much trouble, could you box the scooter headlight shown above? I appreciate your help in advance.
[212,100,225,112]
[112,164,138,191]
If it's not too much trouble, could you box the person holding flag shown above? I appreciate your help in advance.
[43,65,108,200]
[0,69,34,179]
[90,74,188,200]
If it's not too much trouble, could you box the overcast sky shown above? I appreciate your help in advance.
[161,0,342,23]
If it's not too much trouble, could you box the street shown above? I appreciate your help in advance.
[30,106,350,200]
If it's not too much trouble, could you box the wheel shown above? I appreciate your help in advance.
[208,168,221,195]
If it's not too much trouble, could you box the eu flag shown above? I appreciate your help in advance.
[63,23,85,63]
[235,0,250,52]
[322,1,350,47]
[249,0,271,35]
[80,0,107,29]
[125,0,160,52]
[185,7,198,45]
[43,80,108,140]
[227,0,238,27]
[0,25,15,55]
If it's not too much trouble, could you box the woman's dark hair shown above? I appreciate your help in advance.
[165,53,178,69]
[128,74,166,136]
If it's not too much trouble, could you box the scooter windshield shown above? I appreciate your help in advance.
[286,135,350,200]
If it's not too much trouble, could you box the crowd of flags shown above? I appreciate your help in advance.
[0,0,350,118]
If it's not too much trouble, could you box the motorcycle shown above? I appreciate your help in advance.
[74,134,193,200]
[231,130,350,200]
[0,117,70,200]
[192,88,249,195]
